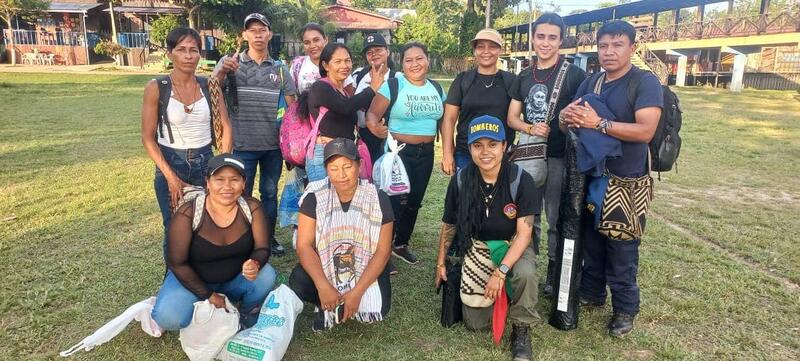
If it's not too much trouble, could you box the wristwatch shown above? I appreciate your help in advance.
[498,263,510,275]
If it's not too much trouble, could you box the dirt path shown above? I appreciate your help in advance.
[652,212,800,292]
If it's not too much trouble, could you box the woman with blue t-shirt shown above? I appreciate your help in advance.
[365,42,444,270]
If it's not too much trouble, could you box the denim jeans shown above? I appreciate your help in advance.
[579,214,643,315]
[390,142,434,247]
[531,157,566,260]
[151,265,277,331]
[454,149,472,173]
[233,149,283,228]
[306,143,327,183]
[154,144,212,256]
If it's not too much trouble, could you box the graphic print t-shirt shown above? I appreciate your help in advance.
[378,76,443,136]
[509,60,586,158]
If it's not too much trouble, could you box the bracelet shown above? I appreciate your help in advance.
[527,124,534,134]
[558,113,567,125]
[597,118,610,134]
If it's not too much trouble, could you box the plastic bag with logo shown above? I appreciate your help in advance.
[217,284,303,361]
[180,295,240,361]
[372,133,410,196]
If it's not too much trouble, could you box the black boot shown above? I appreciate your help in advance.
[268,218,285,257]
[608,312,635,338]
[542,259,556,296]
[510,323,533,361]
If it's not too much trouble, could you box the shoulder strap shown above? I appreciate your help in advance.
[588,72,604,95]
[429,78,444,100]
[156,76,174,143]
[389,70,397,79]
[354,66,370,87]
[499,70,515,94]
[237,197,253,224]
[460,69,478,101]
[384,77,401,121]
[429,79,445,141]
[192,193,206,231]
[291,56,303,89]
[626,68,645,109]
[541,59,571,124]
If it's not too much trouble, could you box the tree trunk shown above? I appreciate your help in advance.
[188,7,199,29]
[3,12,16,66]
[109,1,120,65]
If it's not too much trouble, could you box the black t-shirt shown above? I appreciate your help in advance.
[509,59,586,158]
[300,187,395,225]
[572,67,663,177]
[309,80,375,140]
[442,167,542,241]
[446,70,515,153]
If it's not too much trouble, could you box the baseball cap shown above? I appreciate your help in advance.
[244,13,270,29]
[468,115,506,144]
[470,28,503,48]
[206,153,246,177]
[323,138,360,164]
[363,33,388,53]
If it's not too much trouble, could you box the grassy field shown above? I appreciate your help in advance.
[0,73,798,361]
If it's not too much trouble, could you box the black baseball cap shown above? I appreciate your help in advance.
[207,153,246,177]
[244,13,270,29]
[363,33,388,53]
[323,138,360,164]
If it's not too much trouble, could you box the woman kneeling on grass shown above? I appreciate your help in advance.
[289,138,393,331]
[141,27,233,258]
[435,116,543,361]
[151,154,277,330]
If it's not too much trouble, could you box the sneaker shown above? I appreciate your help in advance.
[392,245,419,265]
[608,312,635,338]
[388,261,398,275]
[270,238,286,257]
[311,310,326,332]
[510,323,533,361]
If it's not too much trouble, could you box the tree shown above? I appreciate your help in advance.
[169,0,245,29]
[0,0,49,65]
[149,15,182,47]
[394,0,460,57]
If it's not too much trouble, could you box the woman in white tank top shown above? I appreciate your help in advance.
[140,28,233,258]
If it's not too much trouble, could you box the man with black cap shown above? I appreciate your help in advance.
[353,33,397,162]
[290,138,394,331]
[213,13,297,256]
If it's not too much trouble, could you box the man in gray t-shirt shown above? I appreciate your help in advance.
[213,13,296,256]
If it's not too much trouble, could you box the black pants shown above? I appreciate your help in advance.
[288,263,392,317]
[390,142,434,247]
[579,214,643,315]
[359,126,385,164]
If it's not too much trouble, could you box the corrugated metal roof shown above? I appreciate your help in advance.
[103,6,183,14]
[48,2,103,13]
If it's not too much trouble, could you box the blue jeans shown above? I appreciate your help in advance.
[151,265,277,331]
[154,144,212,256]
[579,215,643,315]
[454,149,472,172]
[306,143,327,182]
[233,149,283,228]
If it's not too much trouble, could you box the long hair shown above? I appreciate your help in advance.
[454,154,512,256]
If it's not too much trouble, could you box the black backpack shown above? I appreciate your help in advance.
[155,76,215,145]
[354,65,397,88]
[384,77,445,140]
[586,67,682,173]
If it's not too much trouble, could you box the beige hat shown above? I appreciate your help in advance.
[470,28,503,48]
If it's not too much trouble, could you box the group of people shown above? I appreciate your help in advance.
[139,10,663,360]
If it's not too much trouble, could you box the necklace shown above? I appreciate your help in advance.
[478,181,499,218]
[170,75,198,114]
[478,74,496,88]
[532,57,560,84]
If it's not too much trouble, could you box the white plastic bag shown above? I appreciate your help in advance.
[217,285,303,361]
[180,295,240,361]
[372,133,410,196]
[60,297,163,357]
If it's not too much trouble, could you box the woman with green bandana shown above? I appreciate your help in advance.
[434,116,542,361]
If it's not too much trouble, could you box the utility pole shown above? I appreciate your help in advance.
[485,0,492,28]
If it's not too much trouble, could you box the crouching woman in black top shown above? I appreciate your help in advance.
[151,153,277,330]
[434,116,541,361]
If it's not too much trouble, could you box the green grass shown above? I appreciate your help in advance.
[0,73,798,360]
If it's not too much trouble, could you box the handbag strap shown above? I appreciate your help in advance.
[541,59,571,124]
